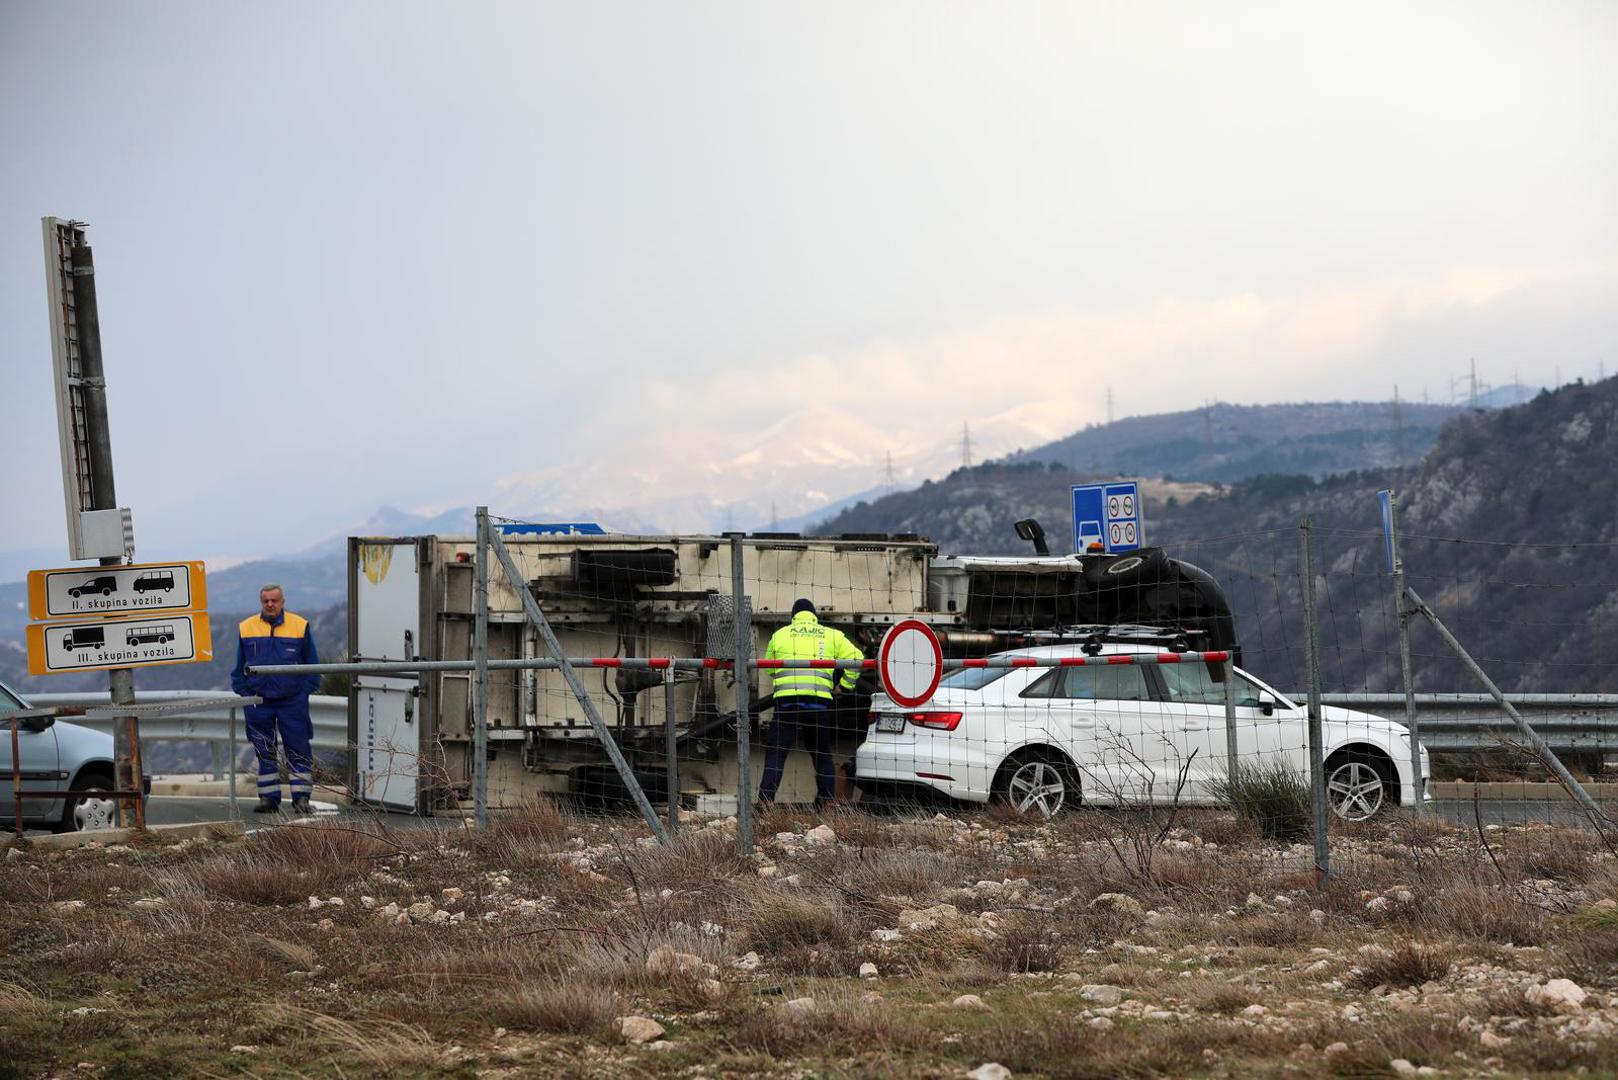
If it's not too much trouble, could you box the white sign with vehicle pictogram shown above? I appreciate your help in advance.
[25,613,213,675]
[27,560,207,620]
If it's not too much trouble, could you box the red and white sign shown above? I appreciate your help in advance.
[878,619,943,708]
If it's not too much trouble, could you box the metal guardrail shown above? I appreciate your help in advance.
[25,692,349,753]
[1311,693,1618,753]
[19,690,1618,758]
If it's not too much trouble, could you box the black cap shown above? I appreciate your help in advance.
[791,598,816,616]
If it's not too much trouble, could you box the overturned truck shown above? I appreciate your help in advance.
[346,529,1236,813]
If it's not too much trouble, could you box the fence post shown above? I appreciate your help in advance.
[1383,491,1425,815]
[473,506,490,829]
[730,534,755,856]
[1300,518,1330,882]
[664,669,679,833]
[1223,656,1239,785]
[228,707,239,821]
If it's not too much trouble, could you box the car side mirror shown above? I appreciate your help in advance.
[7,714,54,734]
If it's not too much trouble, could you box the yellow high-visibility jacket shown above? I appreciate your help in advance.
[764,611,863,701]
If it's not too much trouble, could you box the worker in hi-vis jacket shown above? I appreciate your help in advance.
[757,598,863,811]
[231,584,322,814]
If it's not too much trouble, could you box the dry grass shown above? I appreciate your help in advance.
[490,979,619,1035]
[1348,941,1452,990]
[262,1002,445,1070]
[6,801,1618,1078]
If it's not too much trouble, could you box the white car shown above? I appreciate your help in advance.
[854,642,1428,820]
[0,679,126,832]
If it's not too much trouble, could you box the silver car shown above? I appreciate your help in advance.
[0,679,124,832]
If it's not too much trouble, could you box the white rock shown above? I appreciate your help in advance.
[1241,1004,1269,1018]
[1526,978,1587,1013]
[131,898,165,911]
[618,1015,665,1044]
[1323,1042,1350,1057]
[733,951,761,970]
[871,928,903,943]
[315,918,335,931]
[783,996,818,1015]
[953,994,988,1009]
[1480,1030,1510,1048]
[969,1065,1012,1080]
[1245,892,1270,910]
[1390,1060,1418,1076]
[1366,896,1392,913]
[407,901,435,921]
[804,824,837,845]
[859,962,879,978]
[229,1045,258,1053]
[1309,909,1326,924]
[52,900,87,911]
[646,1040,676,1051]
[647,945,705,977]
[1090,893,1145,917]
[359,896,377,909]
[1088,1016,1114,1031]
[1079,985,1124,1005]
[861,990,883,1003]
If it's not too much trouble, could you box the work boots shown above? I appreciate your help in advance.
[291,797,314,815]
[253,798,280,814]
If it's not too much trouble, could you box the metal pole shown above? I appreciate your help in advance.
[1386,492,1424,815]
[730,535,754,855]
[11,719,22,838]
[1300,519,1330,882]
[210,740,224,782]
[486,528,668,843]
[473,507,490,829]
[664,669,679,833]
[68,235,141,827]
[228,707,239,820]
[1405,584,1608,823]
[1223,657,1239,785]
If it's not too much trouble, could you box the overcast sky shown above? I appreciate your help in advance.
[2,1,1614,565]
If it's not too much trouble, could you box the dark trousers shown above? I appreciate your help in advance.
[245,698,313,805]
[758,702,835,803]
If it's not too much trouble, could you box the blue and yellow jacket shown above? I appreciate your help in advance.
[231,611,321,702]
[764,611,863,703]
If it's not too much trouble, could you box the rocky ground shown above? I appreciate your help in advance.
[5,803,1618,1078]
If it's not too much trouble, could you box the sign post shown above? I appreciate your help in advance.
[1072,481,1144,554]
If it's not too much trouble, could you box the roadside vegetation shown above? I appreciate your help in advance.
[5,802,1618,1078]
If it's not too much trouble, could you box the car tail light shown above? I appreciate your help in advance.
[907,710,963,731]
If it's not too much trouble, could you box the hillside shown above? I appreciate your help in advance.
[1013,400,1460,482]
[819,380,1618,695]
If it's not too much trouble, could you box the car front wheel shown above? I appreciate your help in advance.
[55,771,119,833]
[995,753,1075,818]
[1326,752,1395,822]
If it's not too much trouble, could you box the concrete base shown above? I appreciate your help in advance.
[1430,780,1618,800]
[17,819,246,850]
[146,776,352,803]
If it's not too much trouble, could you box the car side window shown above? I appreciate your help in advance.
[1060,666,1150,701]
[1020,666,1149,701]
[1158,662,1262,706]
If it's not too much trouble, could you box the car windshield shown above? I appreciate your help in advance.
[0,684,23,712]
[937,666,1011,691]
[1158,662,1267,707]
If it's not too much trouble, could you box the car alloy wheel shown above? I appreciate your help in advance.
[71,786,118,831]
[1006,759,1068,818]
[1327,760,1385,821]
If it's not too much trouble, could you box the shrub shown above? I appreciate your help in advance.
[1348,941,1451,990]
[1211,762,1313,843]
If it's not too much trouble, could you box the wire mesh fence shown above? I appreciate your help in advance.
[245,498,1618,870]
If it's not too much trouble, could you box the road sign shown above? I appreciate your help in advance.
[26,613,213,676]
[878,619,943,708]
[27,560,207,620]
[1072,481,1144,554]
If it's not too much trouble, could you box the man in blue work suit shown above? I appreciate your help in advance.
[757,598,863,812]
[231,584,322,814]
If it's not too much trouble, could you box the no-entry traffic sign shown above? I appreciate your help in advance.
[878,619,943,708]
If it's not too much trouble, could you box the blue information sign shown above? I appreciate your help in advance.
[1072,481,1144,554]
[496,522,608,537]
